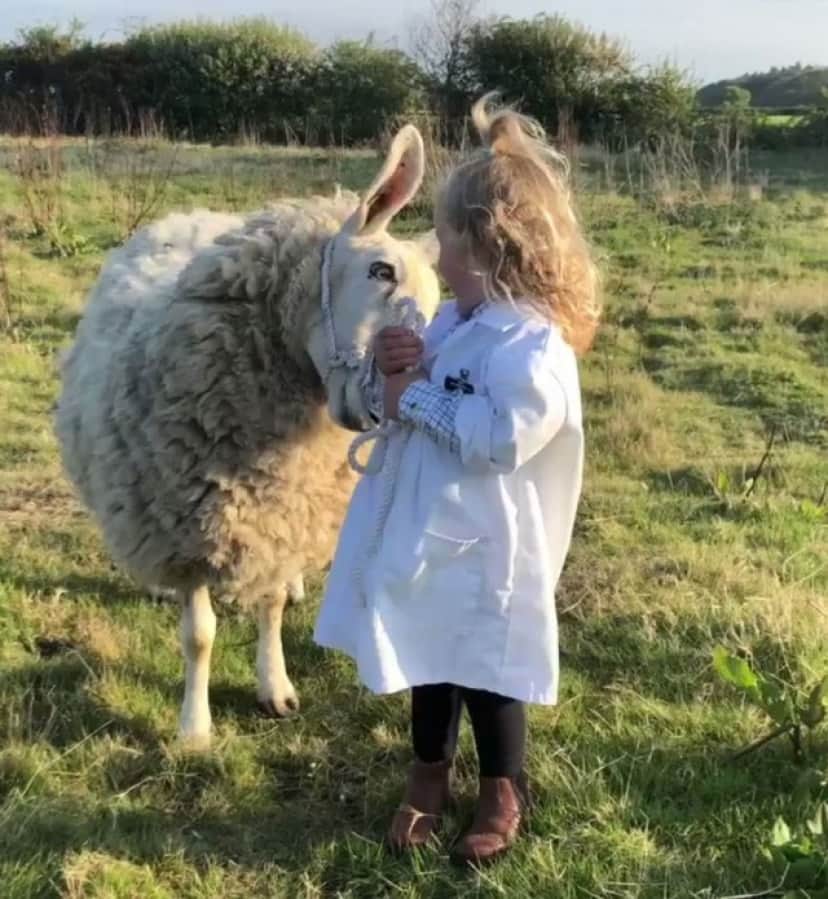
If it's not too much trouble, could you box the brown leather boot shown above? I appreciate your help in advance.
[387,758,452,853]
[450,772,528,866]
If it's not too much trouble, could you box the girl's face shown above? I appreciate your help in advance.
[435,221,465,293]
[435,220,485,313]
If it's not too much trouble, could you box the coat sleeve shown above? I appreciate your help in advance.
[398,380,463,452]
[453,328,568,474]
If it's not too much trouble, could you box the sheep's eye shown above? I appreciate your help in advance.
[368,261,396,282]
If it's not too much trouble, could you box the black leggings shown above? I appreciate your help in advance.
[411,683,526,778]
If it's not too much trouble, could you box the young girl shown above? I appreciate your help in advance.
[314,95,599,865]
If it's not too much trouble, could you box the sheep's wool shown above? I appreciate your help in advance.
[55,195,365,606]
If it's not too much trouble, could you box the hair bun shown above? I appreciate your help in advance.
[472,92,568,174]
[472,92,541,154]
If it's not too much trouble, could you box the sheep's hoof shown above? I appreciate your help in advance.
[257,694,300,718]
[178,730,212,752]
[179,706,212,750]
[149,585,176,604]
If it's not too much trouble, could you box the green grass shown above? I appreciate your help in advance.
[0,137,826,898]
[759,114,806,128]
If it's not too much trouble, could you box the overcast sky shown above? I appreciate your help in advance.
[3,0,827,83]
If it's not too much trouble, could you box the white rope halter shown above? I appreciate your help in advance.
[318,238,367,382]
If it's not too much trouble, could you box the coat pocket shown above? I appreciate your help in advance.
[422,528,481,557]
[381,528,486,608]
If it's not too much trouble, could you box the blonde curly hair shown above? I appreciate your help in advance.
[436,94,600,355]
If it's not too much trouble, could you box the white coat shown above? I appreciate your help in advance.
[314,300,584,704]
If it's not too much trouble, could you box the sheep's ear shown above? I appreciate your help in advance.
[343,125,425,236]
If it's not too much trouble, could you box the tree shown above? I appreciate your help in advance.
[314,41,427,144]
[609,63,698,146]
[795,87,828,147]
[409,0,480,131]
[720,85,755,138]
[123,20,318,140]
[710,86,755,186]
[15,19,86,61]
[464,15,632,140]
[724,85,752,110]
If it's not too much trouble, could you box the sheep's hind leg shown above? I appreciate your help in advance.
[256,588,299,718]
[179,584,216,749]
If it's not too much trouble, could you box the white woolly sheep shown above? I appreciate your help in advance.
[55,126,440,747]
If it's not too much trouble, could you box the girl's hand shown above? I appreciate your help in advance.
[384,369,426,420]
[374,327,423,376]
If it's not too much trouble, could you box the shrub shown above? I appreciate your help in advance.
[606,64,699,147]
[463,15,632,141]
[312,41,427,145]
[122,20,318,141]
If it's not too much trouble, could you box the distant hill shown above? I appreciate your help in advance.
[698,64,828,108]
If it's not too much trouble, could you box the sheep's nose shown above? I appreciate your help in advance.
[339,407,371,433]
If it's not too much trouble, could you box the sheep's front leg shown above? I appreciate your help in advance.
[286,573,305,604]
[256,589,299,717]
[179,584,216,748]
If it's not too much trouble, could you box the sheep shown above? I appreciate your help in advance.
[54,126,441,748]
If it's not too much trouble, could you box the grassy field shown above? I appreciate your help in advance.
[0,136,826,898]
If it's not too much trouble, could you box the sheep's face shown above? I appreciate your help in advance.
[320,230,440,431]
[307,125,441,432]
